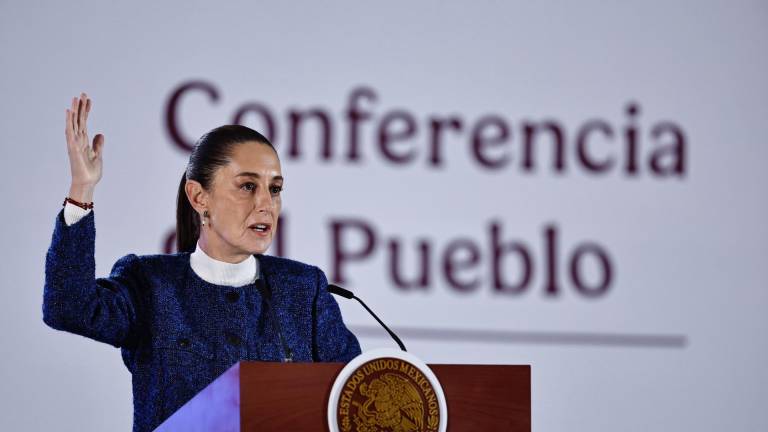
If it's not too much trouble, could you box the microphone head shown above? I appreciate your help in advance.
[327,284,355,299]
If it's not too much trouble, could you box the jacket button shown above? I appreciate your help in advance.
[225,333,241,346]
[225,291,240,303]
[178,338,190,348]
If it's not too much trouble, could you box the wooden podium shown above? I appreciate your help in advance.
[155,361,530,431]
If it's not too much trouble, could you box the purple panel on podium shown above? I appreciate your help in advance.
[154,362,241,432]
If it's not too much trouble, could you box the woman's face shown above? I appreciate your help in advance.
[197,141,283,261]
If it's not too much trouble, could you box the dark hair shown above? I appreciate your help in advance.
[176,125,276,253]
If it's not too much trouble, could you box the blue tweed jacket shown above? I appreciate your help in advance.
[42,210,361,432]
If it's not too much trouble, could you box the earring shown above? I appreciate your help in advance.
[201,210,209,226]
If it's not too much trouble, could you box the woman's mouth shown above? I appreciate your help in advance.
[249,223,272,235]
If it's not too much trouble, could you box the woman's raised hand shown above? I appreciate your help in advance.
[65,93,104,202]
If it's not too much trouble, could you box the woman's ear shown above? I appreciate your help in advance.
[184,180,208,214]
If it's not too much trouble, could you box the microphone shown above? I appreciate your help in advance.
[255,278,294,362]
[327,284,407,352]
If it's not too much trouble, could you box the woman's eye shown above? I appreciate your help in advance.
[241,182,256,192]
[270,185,283,195]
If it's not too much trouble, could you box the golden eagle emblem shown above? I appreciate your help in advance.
[335,357,442,432]
[354,372,425,431]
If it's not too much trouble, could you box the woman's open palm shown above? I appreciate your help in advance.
[65,93,104,187]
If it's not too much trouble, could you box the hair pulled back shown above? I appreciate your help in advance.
[176,125,275,253]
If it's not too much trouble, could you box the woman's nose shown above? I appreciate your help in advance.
[254,185,273,212]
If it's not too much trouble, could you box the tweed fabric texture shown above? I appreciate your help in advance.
[43,209,361,432]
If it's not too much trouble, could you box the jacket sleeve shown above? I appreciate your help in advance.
[311,267,362,362]
[42,209,141,348]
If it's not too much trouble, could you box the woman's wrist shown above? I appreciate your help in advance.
[68,183,96,203]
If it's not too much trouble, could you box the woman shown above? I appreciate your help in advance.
[43,93,362,432]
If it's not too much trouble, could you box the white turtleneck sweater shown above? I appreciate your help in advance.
[64,203,258,287]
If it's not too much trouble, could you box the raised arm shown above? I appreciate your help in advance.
[42,93,139,348]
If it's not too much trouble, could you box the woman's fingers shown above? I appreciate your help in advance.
[84,97,92,125]
[77,93,87,133]
[65,94,91,141]
[66,109,75,142]
[70,97,78,132]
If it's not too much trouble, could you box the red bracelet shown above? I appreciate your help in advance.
[63,197,94,210]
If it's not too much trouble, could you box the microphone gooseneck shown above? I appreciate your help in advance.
[328,284,407,352]
[256,278,294,362]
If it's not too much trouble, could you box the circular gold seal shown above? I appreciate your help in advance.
[328,349,447,432]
